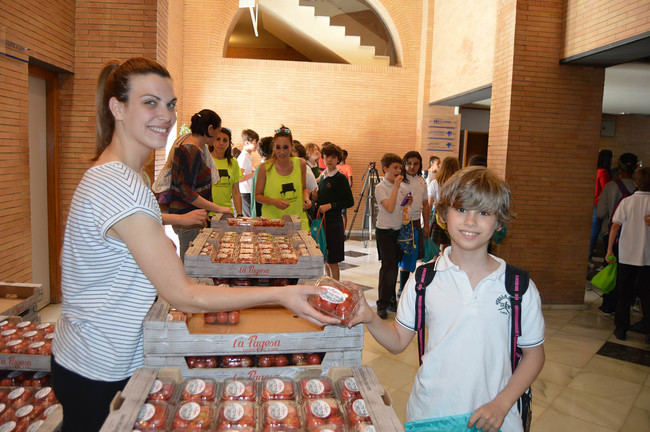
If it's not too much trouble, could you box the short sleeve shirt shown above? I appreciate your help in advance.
[53,162,161,381]
[237,151,253,193]
[211,157,241,214]
[375,178,410,230]
[404,175,428,220]
[612,191,650,266]
[396,247,545,430]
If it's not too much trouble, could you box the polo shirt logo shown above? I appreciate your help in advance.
[496,294,510,315]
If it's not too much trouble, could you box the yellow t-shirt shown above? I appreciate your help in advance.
[211,156,241,215]
[261,157,309,230]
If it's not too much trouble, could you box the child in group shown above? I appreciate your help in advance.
[374,153,411,319]
[397,151,430,298]
[210,127,242,216]
[350,167,545,432]
[305,143,323,179]
[238,129,259,217]
[314,143,354,280]
[606,166,650,343]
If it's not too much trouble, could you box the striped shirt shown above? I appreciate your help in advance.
[53,162,161,381]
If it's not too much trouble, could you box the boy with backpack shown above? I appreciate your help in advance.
[350,167,545,432]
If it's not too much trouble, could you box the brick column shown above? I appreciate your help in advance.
[488,0,605,304]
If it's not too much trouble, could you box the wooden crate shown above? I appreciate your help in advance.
[143,350,363,380]
[0,282,42,320]
[0,353,50,371]
[210,213,301,233]
[184,229,323,278]
[100,366,403,432]
[143,299,363,356]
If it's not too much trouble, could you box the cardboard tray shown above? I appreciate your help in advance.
[100,366,403,432]
[144,299,364,356]
[184,229,324,278]
[0,282,43,319]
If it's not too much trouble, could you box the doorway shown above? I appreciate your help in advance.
[28,65,61,307]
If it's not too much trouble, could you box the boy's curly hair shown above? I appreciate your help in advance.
[437,166,513,227]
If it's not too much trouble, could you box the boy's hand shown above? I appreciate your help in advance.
[468,398,509,432]
[317,203,332,215]
[395,175,404,185]
[345,288,377,327]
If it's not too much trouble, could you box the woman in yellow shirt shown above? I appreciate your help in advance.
[255,126,311,230]
[210,127,242,216]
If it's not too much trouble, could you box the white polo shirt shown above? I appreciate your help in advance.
[612,191,650,266]
[375,178,410,230]
[404,174,428,220]
[396,247,545,431]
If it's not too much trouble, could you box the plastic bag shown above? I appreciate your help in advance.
[405,412,501,432]
[422,238,439,262]
[310,217,327,260]
[398,220,416,255]
[591,260,617,294]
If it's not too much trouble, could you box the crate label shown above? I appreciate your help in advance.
[16,404,34,418]
[44,404,60,418]
[265,378,285,394]
[35,387,52,400]
[226,381,245,397]
[0,354,49,370]
[238,265,271,276]
[150,379,163,394]
[179,402,200,420]
[320,287,347,304]
[137,403,155,422]
[352,399,369,417]
[305,379,325,396]
[186,379,206,395]
[232,335,281,352]
[8,388,25,400]
[344,377,359,393]
[27,421,44,432]
[268,402,288,420]
[310,400,331,418]
[0,422,16,432]
[224,403,244,421]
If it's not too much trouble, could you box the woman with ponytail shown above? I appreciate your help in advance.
[209,127,242,217]
[167,109,233,259]
[52,58,338,431]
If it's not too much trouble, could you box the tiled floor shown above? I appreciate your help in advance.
[39,239,650,431]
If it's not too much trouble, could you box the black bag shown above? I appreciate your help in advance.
[413,261,532,431]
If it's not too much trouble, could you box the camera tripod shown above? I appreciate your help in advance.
[346,162,382,247]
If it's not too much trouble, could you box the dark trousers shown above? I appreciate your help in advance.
[241,193,251,217]
[376,228,401,311]
[615,263,650,331]
[51,356,130,432]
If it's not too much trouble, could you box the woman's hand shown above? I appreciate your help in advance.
[274,199,290,210]
[281,284,341,326]
[317,203,332,215]
[215,205,234,215]
[181,209,208,226]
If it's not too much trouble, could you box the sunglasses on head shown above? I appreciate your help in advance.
[275,127,291,134]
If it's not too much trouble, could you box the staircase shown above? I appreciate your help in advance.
[258,0,390,66]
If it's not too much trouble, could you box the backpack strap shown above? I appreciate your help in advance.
[505,264,530,372]
[614,179,632,198]
[413,260,437,366]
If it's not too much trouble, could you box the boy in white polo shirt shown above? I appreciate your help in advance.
[238,129,259,217]
[351,167,545,432]
[374,153,412,319]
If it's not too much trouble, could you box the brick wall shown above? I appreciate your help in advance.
[179,0,425,228]
[564,0,650,59]
[490,0,605,304]
[600,114,650,168]
[0,0,75,284]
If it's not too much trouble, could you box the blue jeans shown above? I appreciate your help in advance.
[589,205,601,260]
